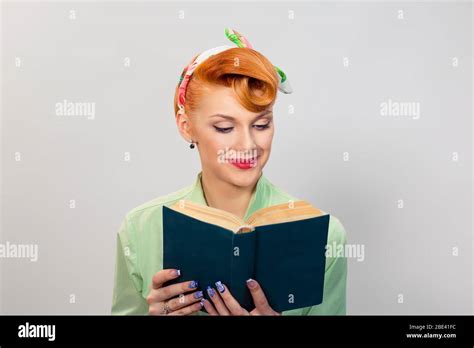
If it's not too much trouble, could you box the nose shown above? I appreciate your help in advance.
[236,126,257,154]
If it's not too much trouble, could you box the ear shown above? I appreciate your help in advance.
[175,111,194,142]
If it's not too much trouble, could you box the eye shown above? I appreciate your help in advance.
[213,126,234,134]
[253,123,270,130]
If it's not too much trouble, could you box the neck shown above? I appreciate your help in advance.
[200,169,258,220]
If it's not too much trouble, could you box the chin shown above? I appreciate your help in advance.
[223,163,265,188]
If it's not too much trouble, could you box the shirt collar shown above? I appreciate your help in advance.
[185,170,269,221]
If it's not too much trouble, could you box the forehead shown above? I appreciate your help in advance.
[196,85,271,120]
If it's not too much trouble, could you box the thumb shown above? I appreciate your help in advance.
[246,279,273,314]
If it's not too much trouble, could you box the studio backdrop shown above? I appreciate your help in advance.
[1,0,472,314]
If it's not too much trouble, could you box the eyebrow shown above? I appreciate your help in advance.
[210,110,273,121]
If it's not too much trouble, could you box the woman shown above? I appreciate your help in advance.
[111,28,347,316]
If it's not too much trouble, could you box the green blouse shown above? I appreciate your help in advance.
[111,171,347,315]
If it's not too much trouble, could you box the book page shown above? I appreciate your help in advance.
[247,200,326,227]
[168,199,245,233]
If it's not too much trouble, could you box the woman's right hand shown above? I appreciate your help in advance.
[146,269,205,316]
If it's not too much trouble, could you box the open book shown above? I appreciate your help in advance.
[163,199,330,312]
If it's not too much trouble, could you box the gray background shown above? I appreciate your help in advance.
[1,0,472,314]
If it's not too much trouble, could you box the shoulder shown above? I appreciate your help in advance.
[121,183,194,234]
[327,214,347,246]
[322,214,348,276]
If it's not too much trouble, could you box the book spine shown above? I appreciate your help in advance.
[231,231,257,312]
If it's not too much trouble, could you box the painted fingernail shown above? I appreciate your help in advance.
[194,291,203,299]
[199,299,205,307]
[246,278,257,289]
[215,281,225,293]
[189,280,199,289]
[206,286,215,298]
[174,269,181,277]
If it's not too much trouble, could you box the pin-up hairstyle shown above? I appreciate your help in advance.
[174,28,292,117]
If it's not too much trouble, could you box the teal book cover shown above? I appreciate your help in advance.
[163,200,330,313]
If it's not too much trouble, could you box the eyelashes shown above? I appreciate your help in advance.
[254,124,271,131]
[213,124,271,134]
[213,126,233,133]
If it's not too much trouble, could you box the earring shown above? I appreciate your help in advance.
[189,140,197,149]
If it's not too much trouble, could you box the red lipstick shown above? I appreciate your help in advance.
[229,157,257,170]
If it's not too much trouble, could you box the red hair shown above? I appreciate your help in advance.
[174,48,279,116]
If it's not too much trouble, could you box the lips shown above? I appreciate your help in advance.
[229,157,258,170]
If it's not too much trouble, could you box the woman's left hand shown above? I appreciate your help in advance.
[202,278,281,316]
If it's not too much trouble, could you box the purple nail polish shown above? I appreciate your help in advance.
[194,291,203,299]
[189,280,199,289]
[206,286,215,298]
[215,281,225,293]
[175,269,181,277]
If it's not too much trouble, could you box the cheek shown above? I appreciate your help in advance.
[255,128,274,151]
[196,127,227,163]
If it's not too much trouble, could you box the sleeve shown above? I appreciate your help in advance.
[304,215,348,315]
[111,215,149,315]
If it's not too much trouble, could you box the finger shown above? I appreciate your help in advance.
[246,278,273,314]
[168,300,204,316]
[151,269,181,290]
[206,285,230,315]
[148,302,167,316]
[168,290,204,311]
[250,308,261,315]
[214,281,248,315]
[202,299,219,316]
[147,280,199,304]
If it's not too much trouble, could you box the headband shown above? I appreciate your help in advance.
[176,28,292,115]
